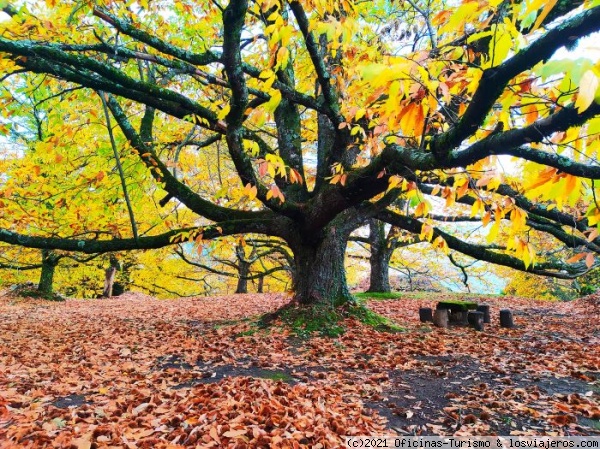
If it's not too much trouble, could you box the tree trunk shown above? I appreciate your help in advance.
[367,220,392,293]
[102,255,120,298]
[257,275,264,293]
[38,249,59,296]
[291,224,354,307]
[235,259,250,293]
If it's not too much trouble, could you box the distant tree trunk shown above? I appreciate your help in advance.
[38,249,59,296]
[235,244,249,294]
[235,260,250,293]
[257,275,264,293]
[367,219,392,293]
[102,255,120,298]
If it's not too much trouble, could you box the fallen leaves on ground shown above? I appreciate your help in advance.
[0,291,598,448]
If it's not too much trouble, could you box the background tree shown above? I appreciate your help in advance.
[175,236,292,294]
[349,218,422,293]
[1,0,600,310]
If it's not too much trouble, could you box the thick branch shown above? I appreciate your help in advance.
[92,8,219,66]
[429,5,600,158]
[0,218,282,254]
[449,103,600,174]
[0,40,225,133]
[377,210,584,279]
[288,1,343,126]
[105,95,266,223]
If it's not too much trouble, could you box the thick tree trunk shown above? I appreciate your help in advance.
[291,224,354,307]
[38,249,59,296]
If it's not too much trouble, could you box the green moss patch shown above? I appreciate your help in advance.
[436,300,478,311]
[260,302,404,338]
[354,292,404,300]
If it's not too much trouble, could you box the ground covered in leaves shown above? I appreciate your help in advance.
[0,291,598,448]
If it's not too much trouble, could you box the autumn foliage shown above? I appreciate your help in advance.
[1,0,600,304]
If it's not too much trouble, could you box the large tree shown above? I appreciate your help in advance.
[1,0,600,306]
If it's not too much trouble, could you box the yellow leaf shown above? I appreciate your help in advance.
[525,166,557,191]
[275,46,289,69]
[486,221,499,244]
[489,26,512,68]
[264,90,282,113]
[244,183,257,200]
[433,236,449,254]
[575,70,599,113]
[419,224,434,241]
[470,199,484,218]
[531,0,558,32]
[217,104,230,120]
[387,175,402,192]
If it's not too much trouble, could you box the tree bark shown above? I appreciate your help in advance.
[290,219,355,307]
[257,275,264,293]
[38,249,59,296]
[235,260,250,294]
[367,219,392,293]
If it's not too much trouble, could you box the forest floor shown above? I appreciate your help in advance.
[0,290,598,448]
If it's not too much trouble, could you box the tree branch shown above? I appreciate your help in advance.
[377,210,585,279]
[429,5,600,158]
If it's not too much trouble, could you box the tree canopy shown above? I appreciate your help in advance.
[1,0,600,305]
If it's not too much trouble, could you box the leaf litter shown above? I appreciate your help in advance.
[0,290,598,448]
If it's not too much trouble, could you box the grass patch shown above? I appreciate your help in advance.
[16,288,65,302]
[260,301,404,338]
[354,292,404,300]
[265,304,346,338]
[347,305,405,333]
[257,370,294,382]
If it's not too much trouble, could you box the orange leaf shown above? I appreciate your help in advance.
[586,252,594,268]
[566,253,586,264]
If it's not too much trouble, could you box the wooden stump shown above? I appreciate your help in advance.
[450,310,469,325]
[436,300,477,325]
[476,304,490,323]
[500,309,514,328]
[433,308,449,328]
[468,311,484,331]
[419,307,433,322]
